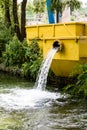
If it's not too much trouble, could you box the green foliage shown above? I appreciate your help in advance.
[63,63,87,99]
[26,1,34,15]
[24,39,41,62]
[64,0,81,12]
[22,58,42,81]
[0,26,13,44]
[0,0,17,55]
[2,37,43,81]
[33,0,45,13]
[50,0,81,13]
[50,0,64,13]
[22,39,42,80]
[0,17,13,58]
[2,35,25,66]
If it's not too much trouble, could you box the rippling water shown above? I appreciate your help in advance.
[0,73,87,130]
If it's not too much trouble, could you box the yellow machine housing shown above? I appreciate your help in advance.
[26,22,87,76]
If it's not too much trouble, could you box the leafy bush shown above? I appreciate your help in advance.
[2,37,43,80]
[24,38,41,62]
[22,39,42,80]
[22,57,42,81]
[63,63,87,99]
[0,23,13,58]
[0,26,13,44]
[2,35,25,66]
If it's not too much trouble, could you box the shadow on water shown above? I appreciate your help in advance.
[0,72,87,130]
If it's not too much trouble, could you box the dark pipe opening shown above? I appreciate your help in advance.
[53,41,60,48]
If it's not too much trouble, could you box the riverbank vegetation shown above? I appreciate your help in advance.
[1,36,43,81]
[63,63,87,99]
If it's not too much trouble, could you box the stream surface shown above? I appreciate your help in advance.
[0,72,87,130]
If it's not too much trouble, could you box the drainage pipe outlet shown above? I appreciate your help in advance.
[53,40,62,51]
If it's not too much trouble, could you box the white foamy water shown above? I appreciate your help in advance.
[35,48,58,90]
[0,88,62,110]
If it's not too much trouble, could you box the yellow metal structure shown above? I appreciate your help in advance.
[26,22,87,76]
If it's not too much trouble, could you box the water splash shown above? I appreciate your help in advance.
[0,88,62,110]
[35,47,59,90]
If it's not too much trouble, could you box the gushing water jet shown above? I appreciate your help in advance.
[35,44,60,90]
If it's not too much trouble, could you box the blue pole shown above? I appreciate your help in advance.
[46,0,55,24]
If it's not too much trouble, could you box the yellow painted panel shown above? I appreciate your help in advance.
[51,58,87,76]
[43,39,79,61]
[38,25,54,38]
[26,22,86,38]
[76,24,85,36]
[79,43,87,57]
[38,40,43,50]
[55,24,76,37]
[84,24,87,36]
[51,60,79,76]
[26,27,38,39]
